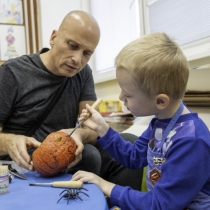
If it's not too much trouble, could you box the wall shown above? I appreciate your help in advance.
[37,0,96,69]
[37,0,89,48]
[95,69,210,100]
[95,79,120,101]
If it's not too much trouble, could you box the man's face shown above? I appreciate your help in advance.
[49,23,99,77]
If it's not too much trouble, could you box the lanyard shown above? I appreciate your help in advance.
[159,101,184,150]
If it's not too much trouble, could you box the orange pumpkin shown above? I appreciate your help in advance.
[32,131,77,177]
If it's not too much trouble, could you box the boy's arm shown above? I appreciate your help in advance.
[97,127,149,169]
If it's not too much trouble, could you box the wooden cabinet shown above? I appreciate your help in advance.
[184,65,210,107]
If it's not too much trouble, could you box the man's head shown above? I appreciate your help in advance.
[115,32,189,100]
[47,10,100,77]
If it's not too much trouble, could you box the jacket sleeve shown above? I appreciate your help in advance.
[97,127,150,169]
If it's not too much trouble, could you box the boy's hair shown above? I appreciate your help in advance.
[115,32,189,99]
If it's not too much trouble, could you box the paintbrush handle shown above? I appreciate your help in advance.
[86,98,103,118]
[52,181,83,188]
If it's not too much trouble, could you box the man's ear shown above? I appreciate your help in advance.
[49,30,57,48]
[155,94,170,110]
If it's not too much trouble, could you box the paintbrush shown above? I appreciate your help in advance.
[29,180,83,188]
[67,98,103,137]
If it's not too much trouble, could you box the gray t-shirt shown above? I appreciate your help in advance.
[0,48,97,142]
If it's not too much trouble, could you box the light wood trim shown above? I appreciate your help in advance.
[0,61,5,66]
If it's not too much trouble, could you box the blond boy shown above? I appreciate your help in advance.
[72,32,210,210]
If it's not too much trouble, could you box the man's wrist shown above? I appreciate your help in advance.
[73,127,98,144]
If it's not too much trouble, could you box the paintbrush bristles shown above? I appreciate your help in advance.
[0,165,8,175]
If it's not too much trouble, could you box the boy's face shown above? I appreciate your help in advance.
[116,67,157,117]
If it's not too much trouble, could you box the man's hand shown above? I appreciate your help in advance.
[0,134,41,170]
[59,129,84,170]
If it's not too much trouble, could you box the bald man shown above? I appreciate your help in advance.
[0,10,100,172]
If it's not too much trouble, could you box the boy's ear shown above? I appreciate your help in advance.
[155,94,170,110]
[49,30,58,48]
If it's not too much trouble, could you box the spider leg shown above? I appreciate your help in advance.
[67,193,72,205]
[59,189,69,196]
[80,187,88,191]
[70,189,75,197]
[79,191,89,197]
[66,189,74,204]
[57,194,67,203]
[76,194,83,201]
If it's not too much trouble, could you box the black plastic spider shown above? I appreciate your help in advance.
[57,188,89,204]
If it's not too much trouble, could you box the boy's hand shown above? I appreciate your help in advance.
[79,104,109,137]
[71,170,115,197]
